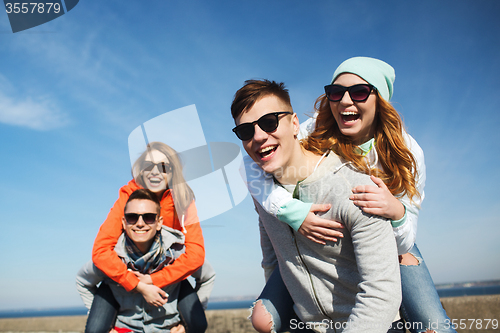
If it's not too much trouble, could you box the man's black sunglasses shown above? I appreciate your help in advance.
[232,111,293,141]
[324,84,376,102]
[124,213,158,225]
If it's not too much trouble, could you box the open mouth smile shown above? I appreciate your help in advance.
[258,145,277,159]
[148,177,163,186]
[341,111,360,123]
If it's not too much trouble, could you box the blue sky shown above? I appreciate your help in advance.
[0,0,499,311]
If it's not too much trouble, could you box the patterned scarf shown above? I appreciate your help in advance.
[123,232,174,274]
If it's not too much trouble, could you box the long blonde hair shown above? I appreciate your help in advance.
[302,93,420,201]
[132,142,195,216]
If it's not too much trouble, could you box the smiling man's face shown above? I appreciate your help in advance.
[235,95,299,177]
[122,199,162,254]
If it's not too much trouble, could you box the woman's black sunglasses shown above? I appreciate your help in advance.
[324,84,376,102]
[232,111,292,141]
[124,213,158,225]
[142,161,172,174]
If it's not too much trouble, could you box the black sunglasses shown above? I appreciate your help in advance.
[124,213,158,225]
[324,84,376,102]
[232,111,292,141]
[142,161,172,174]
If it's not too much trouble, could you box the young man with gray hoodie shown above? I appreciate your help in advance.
[76,189,188,333]
[231,79,402,333]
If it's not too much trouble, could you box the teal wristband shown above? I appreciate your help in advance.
[390,204,407,228]
[277,200,313,231]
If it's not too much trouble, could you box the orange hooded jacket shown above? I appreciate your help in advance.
[92,180,205,292]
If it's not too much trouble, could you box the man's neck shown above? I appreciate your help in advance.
[274,146,323,185]
[136,240,154,254]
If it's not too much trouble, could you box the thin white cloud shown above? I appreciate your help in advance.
[0,92,69,130]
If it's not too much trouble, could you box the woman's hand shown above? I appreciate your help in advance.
[350,175,405,221]
[131,271,153,284]
[134,281,168,307]
[299,204,344,245]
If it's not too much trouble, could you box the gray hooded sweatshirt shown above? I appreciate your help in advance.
[257,152,401,333]
[76,226,185,333]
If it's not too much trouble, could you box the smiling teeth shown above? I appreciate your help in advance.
[259,146,276,153]
[134,230,147,234]
[341,111,358,116]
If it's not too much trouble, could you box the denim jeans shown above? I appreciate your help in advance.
[256,268,314,333]
[400,244,457,333]
[85,282,118,333]
[178,279,208,333]
[257,268,405,333]
[85,280,206,333]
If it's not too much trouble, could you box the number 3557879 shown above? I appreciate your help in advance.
[5,3,61,14]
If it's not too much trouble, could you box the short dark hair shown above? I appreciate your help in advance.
[231,79,292,119]
[124,189,161,215]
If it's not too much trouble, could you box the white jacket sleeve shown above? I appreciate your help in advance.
[298,116,316,140]
[240,114,318,217]
[392,133,426,254]
[242,154,293,217]
[75,260,106,310]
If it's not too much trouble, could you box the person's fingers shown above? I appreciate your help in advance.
[319,235,338,242]
[360,207,383,216]
[350,192,381,201]
[352,194,388,205]
[310,203,331,213]
[152,297,166,307]
[171,324,186,333]
[353,200,383,208]
[350,193,366,201]
[306,234,326,245]
[370,175,388,189]
[311,215,344,229]
[310,228,342,241]
[351,185,367,193]
[307,233,338,244]
[319,228,344,238]
[326,220,344,229]
[352,200,366,207]
[159,289,167,298]
[311,232,338,243]
[352,184,379,194]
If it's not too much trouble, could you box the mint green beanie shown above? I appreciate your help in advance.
[332,57,395,101]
